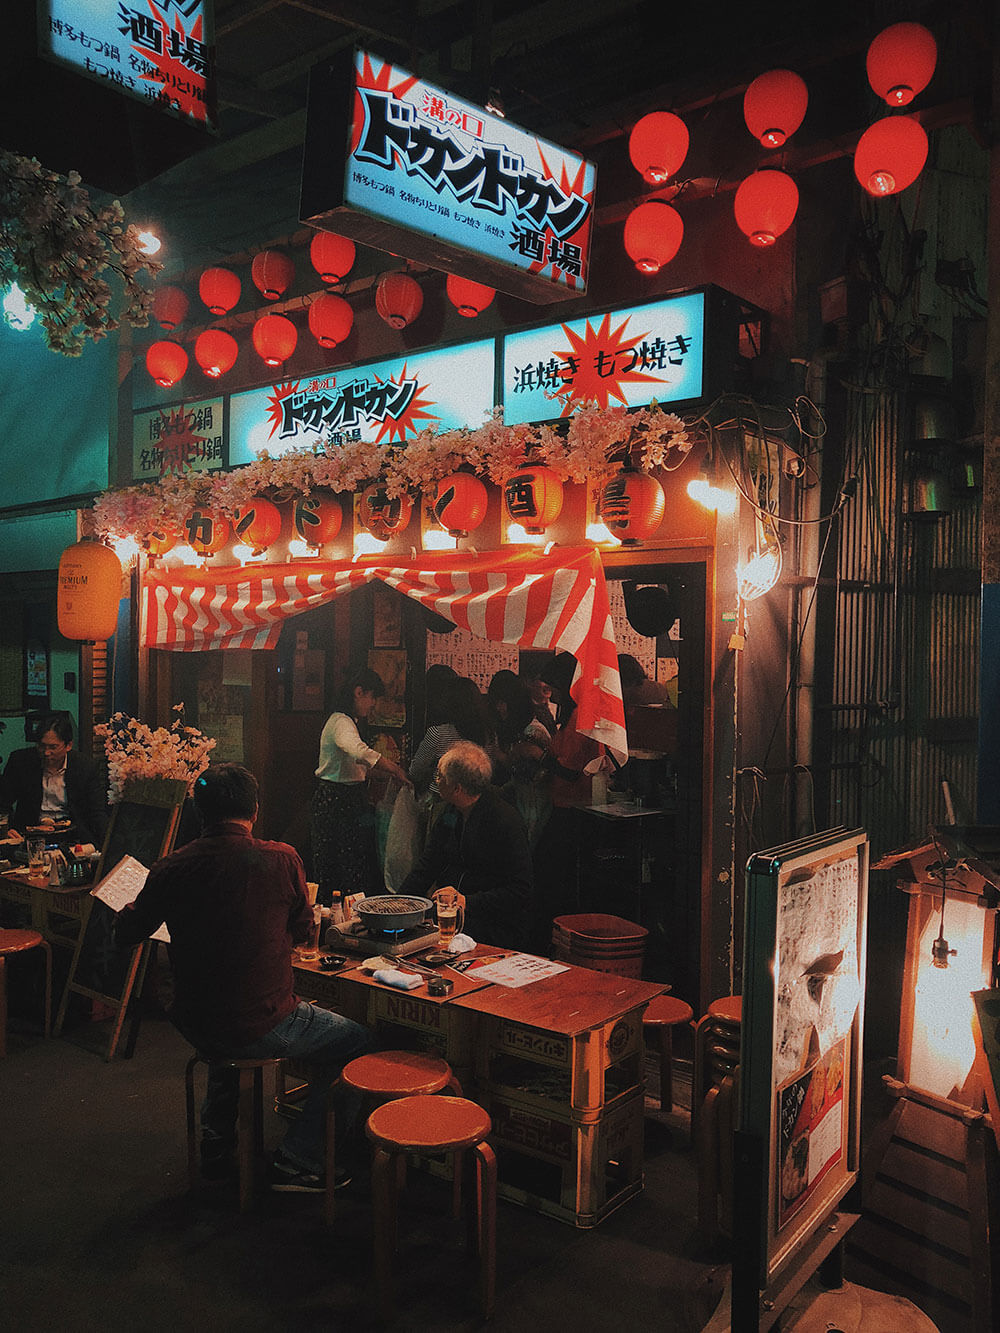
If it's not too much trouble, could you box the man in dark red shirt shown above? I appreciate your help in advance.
[117,763,371,1191]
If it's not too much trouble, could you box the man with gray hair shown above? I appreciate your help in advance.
[398,741,532,949]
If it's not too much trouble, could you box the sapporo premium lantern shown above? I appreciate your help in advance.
[251,249,295,300]
[866,21,937,107]
[599,469,665,543]
[854,116,928,197]
[434,472,489,537]
[199,266,241,315]
[252,313,297,366]
[146,340,188,387]
[628,111,689,184]
[734,169,799,246]
[503,465,564,535]
[293,492,343,544]
[57,541,122,641]
[194,328,238,378]
[233,498,282,552]
[360,483,414,541]
[184,508,230,555]
[307,292,353,349]
[446,275,495,318]
[623,201,684,274]
[309,231,356,284]
[151,284,189,330]
[743,69,808,147]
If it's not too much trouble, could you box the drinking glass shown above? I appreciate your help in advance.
[435,887,464,949]
[27,837,47,874]
[297,881,322,961]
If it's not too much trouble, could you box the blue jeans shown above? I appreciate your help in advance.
[201,1002,373,1174]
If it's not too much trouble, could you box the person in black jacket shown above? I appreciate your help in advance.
[398,741,532,950]
[0,714,108,845]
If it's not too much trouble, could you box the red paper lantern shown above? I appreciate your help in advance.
[446,275,495,318]
[503,466,564,535]
[743,70,808,147]
[375,272,423,329]
[184,508,230,556]
[307,292,354,348]
[734,169,799,246]
[199,266,241,315]
[57,541,122,642]
[434,473,488,537]
[627,111,689,184]
[623,201,684,274]
[233,498,282,552]
[251,249,295,300]
[598,470,665,543]
[194,328,238,378]
[853,116,928,196]
[293,492,343,544]
[867,22,937,107]
[146,523,180,558]
[151,284,189,330]
[145,340,188,387]
[360,484,413,541]
[252,313,297,366]
[309,231,356,284]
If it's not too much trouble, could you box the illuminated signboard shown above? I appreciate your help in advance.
[132,399,225,481]
[501,291,707,425]
[38,0,215,131]
[301,49,596,304]
[229,341,496,466]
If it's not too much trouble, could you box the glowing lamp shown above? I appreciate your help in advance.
[375,272,423,329]
[623,201,683,274]
[598,470,665,543]
[446,275,495,318]
[146,524,180,558]
[252,313,297,366]
[307,292,354,349]
[293,492,343,544]
[251,249,295,300]
[57,541,122,641]
[151,284,189,330]
[184,508,230,556]
[734,170,799,246]
[309,231,356,284]
[360,484,414,541]
[145,340,188,387]
[199,266,241,315]
[194,328,238,378]
[743,70,808,147]
[434,473,488,537]
[503,466,564,535]
[628,111,689,184]
[233,498,282,552]
[854,116,928,197]
[866,22,937,107]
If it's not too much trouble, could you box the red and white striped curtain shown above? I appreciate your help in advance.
[141,545,627,759]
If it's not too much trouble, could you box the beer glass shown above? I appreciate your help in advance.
[27,837,47,875]
[297,881,322,961]
[435,887,464,949]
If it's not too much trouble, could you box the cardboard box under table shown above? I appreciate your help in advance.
[452,963,665,1227]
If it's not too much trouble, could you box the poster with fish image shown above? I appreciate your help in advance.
[776,1036,846,1229]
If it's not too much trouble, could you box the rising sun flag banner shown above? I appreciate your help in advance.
[140,545,627,760]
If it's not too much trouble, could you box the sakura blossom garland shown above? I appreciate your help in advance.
[94,705,216,804]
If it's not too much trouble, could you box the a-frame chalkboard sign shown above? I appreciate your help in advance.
[55,777,187,1059]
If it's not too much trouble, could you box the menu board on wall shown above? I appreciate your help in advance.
[425,624,518,693]
[132,399,225,481]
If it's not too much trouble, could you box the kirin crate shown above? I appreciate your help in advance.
[364,982,479,1080]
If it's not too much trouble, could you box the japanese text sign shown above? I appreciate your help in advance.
[132,399,225,481]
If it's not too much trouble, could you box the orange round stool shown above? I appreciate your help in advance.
[366,1094,496,1320]
[643,995,694,1111]
[325,1050,461,1224]
[184,1054,284,1213]
[0,928,52,1057]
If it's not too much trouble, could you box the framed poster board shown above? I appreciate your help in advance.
[733,827,868,1328]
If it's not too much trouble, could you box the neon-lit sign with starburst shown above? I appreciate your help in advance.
[301,49,596,304]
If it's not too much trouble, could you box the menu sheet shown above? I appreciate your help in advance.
[468,953,569,988]
[91,854,170,943]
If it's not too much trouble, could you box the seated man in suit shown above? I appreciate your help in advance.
[398,741,533,950]
[0,713,108,845]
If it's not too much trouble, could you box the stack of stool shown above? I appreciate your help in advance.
[184,1054,284,1212]
[692,996,742,1241]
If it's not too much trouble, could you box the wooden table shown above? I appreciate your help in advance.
[0,868,91,950]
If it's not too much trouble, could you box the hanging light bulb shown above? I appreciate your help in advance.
[738,519,782,601]
[854,116,928,196]
[623,201,684,274]
[135,228,162,256]
[627,111,689,184]
[734,170,799,246]
[866,22,937,107]
[743,70,808,148]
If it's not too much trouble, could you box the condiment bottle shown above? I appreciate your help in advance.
[329,892,345,927]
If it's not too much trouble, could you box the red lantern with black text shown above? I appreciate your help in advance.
[624,201,683,274]
[503,466,564,535]
[294,492,343,544]
[734,170,799,246]
[599,470,665,543]
[253,313,297,366]
[146,523,180,558]
[434,473,488,537]
[194,328,238,378]
[375,273,423,329]
[743,70,808,147]
[308,292,353,348]
[146,340,188,387]
[251,249,294,300]
[360,484,413,541]
[628,111,689,184]
[446,275,495,318]
[233,498,282,552]
[309,231,356,284]
[854,116,928,196]
[152,284,189,330]
[57,541,122,641]
[184,509,230,556]
[199,266,241,315]
[867,22,937,107]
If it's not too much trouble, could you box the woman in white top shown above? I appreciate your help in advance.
[310,667,410,905]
